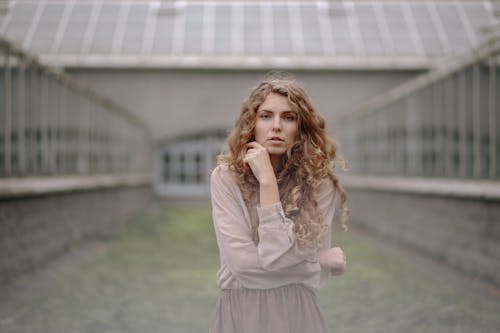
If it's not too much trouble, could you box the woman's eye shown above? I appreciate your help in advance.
[259,114,271,119]
[284,115,296,121]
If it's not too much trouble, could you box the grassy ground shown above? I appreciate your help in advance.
[1,203,499,333]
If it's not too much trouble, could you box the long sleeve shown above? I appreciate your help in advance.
[211,165,336,289]
[257,176,337,285]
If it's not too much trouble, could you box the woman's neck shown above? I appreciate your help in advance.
[270,155,283,172]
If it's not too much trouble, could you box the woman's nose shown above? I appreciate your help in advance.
[272,116,281,131]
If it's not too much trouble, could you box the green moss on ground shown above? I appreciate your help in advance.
[4,204,500,333]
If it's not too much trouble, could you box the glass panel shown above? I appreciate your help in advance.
[444,73,460,178]
[405,93,423,176]
[214,4,232,55]
[152,10,175,54]
[272,4,292,55]
[10,66,19,175]
[121,4,149,54]
[435,4,470,54]
[4,4,37,45]
[355,3,384,56]
[163,151,171,182]
[183,4,203,55]
[301,4,323,55]
[330,14,353,55]
[479,63,491,178]
[60,4,92,54]
[90,4,120,54]
[27,69,38,175]
[462,67,474,178]
[244,5,262,55]
[383,5,416,56]
[24,67,34,174]
[411,4,443,56]
[432,81,446,177]
[394,101,407,175]
[463,4,490,45]
[30,4,65,53]
[195,151,203,183]
[395,100,408,175]
[0,56,6,176]
[65,88,76,173]
[496,64,500,178]
[47,79,58,174]
[420,86,434,176]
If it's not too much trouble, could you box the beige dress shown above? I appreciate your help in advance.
[209,164,337,333]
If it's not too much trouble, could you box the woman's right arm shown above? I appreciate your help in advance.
[211,166,321,287]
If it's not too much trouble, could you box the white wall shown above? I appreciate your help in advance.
[67,69,421,140]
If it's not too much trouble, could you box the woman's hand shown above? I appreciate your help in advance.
[244,141,280,206]
[318,247,346,276]
[243,142,276,185]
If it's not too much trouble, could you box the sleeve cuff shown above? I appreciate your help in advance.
[256,202,286,224]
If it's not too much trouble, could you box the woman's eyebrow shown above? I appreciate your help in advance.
[258,109,294,113]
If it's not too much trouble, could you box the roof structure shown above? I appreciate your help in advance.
[0,0,497,69]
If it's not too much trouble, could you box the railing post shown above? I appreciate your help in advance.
[489,56,497,179]
[18,60,26,176]
[472,63,481,178]
[4,49,11,176]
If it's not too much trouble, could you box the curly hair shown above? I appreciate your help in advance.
[218,72,349,249]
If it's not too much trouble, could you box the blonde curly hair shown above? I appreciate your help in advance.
[218,73,348,249]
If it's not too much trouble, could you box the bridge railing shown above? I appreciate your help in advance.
[335,34,500,180]
[0,37,152,178]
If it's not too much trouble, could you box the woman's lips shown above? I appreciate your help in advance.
[269,136,284,141]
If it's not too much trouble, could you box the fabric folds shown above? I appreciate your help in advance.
[210,284,330,333]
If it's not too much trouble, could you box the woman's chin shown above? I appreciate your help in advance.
[266,147,287,156]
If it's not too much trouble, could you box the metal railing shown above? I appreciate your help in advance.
[334,34,500,180]
[0,37,152,178]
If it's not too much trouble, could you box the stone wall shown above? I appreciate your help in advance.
[0,186,152,285]
[346,186,500,288]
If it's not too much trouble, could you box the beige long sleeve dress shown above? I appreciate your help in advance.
[209,164,337,333]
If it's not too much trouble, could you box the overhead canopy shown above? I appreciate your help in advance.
[0,0,495,69]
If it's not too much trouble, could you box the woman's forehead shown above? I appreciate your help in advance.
[257,93,295,112]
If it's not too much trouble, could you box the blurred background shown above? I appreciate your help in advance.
[0,1,499,332]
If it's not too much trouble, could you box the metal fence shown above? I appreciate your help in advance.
[0,37,152,178]
[335,34,500,180]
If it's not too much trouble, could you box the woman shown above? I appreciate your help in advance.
[210,73,348,333]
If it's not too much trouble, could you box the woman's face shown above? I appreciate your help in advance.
[254,93,299,160]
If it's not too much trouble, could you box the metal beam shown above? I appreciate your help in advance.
[38,53,435,69]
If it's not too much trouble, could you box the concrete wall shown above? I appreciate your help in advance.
[67,69,421,140]
[346,185,500,288]
[0,186,152,286]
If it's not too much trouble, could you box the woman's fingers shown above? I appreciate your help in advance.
[244,142,263,160]
[319,247,346,276]
[243,142,275,183]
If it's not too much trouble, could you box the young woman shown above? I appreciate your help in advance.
[210,73,348,333]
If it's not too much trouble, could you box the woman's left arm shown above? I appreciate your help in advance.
[257,179,337,271]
